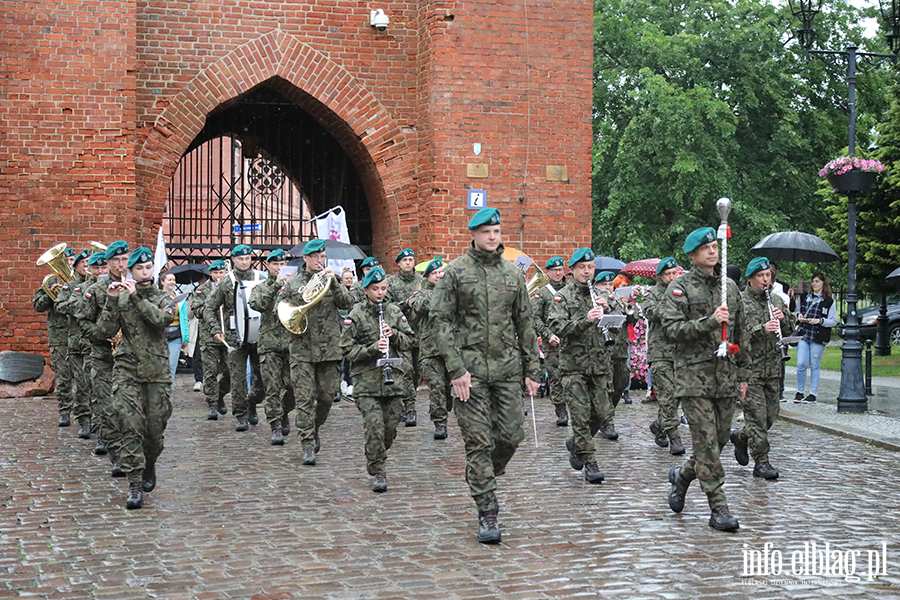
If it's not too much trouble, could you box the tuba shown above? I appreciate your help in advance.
[526,266,551,297]
[36,243,73,301]
[89,241,107,255]
[277,270,333,334]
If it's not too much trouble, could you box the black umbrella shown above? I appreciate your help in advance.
[750,231,838,263]
[288,239,367,261]
[594,256,626,273]
[167,263,210,284]
[887,266,900,283]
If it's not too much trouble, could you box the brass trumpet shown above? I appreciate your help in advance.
[36,243,73,301]
[277,269,333,334]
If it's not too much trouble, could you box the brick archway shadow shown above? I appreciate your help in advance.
[136,29,411,256]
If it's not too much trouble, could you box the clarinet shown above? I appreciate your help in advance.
[588,282,615,347]
[765,286,790,362]
[378,300,394,385]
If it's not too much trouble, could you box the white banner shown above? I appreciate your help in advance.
[153,225,167,283]
[314,207,354,279]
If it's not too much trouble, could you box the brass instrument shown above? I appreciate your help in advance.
[36,243,73,301]
[277,269,334,334]
[526,266,551,297]
[765,286,790,363]
[588,281,615,347]
[89,241,107,255]
[376,299,402,383]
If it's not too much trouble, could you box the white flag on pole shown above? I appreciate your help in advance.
[153,224,167,282]
[314,207,354,276]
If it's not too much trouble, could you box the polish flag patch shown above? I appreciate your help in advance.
[85,292,92,299]
[533,294,540,300]
[401,315,407,322]
[343,319,352,325]
[553,296,562,302]
[672,289,683,297]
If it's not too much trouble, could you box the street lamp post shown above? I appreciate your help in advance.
[789,0,899,413]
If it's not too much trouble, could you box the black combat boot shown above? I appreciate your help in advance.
[372,472,387,493]
[622,391,633,405]
[405,410,417,427]
[753,461,779,480]
[314,431,321,453]
[730,429,749,466]
[302,446,316,466]
[554,404,569,426]
[125,481,143,510]
[77,418,91,439]
[650,421,669,447]
[667,466,691,513]
[270,427,284,445]
[216,397,227,415]
[565,437,584,471]
[206,406,218,420]
[235,418,249,432]
[141,462,156,492]
[583,461,604,484]
[281,414,290,436]
[477,508,501,544]
[434,425,448,440]
[248,404,259,426]
[709,505,740,531]
[669,437,685,456]
[110,453,124,478]
[93,442,107,456]
[58,412,71,427]
[599,424,618,440]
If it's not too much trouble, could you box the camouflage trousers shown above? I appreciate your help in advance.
[562,371,611,462]
[610,357,629,413]
[290,360,340,449]
[201,344,230,408]
[113,378,172,483]
[50,346,73,416]
[402,347,420,414]
[737,377,780,464]
[679,396,735,509]
[226,343,263,419]
[259,350,296,428]
[544,346,564,408]
[68,352,92,422]
[650,361,681,440]
[355,394,403,473]
[89,358,121,453]
[420,355,452,427]
[454,378,525,513]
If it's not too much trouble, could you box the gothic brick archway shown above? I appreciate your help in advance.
[135,29,412,258]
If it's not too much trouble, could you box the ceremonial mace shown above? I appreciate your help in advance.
[715,197,739,358]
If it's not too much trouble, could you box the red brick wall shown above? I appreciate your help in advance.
[1,0,592,355]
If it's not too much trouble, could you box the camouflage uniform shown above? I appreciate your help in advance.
[55,273,92,424]
[96,286,176,483]
[660,267,750,509]
[33,286,73,418]
[531,280,566,414]
[736,287,795,464]
[645,278,680,441]
[277,268,355,450]
[249,275,296,428]
[387,270,425,416]
[203,268,265,420]
[547,280,614,463]
[408,281,452,427]
[431,244,541,513]
[340,300,414,473]
[193,279,230,410]
[609,300,633,413]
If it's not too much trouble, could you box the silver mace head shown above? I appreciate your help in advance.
[716,197,732,223]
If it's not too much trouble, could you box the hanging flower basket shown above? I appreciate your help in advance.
[819,157,884,196]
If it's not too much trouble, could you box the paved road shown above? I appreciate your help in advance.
[2,377,899,599]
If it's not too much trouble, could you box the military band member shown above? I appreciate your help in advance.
[33,263,75,428]
[77,251,110,455]
[645,257,685,455]
[387,248,425,426]
[341,267,415,492]
[194,260,230,419]
[351,256,380,305]
[593,270,627,440]
[431,208,541,544]
[548,249,612,484]
[248,249,296,445]
[96,247,177,509]
[662,227,750,532]
[203,245,265,431]
[731,257,795,480]
[55,248,93,439]
[407,258,452,440]
[531,256,568,426]
[278,239,355,465]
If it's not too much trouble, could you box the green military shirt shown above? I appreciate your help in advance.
[407,281,439,358]
[547,279,613,376]
[741,286,796,381]
[340,300,415,398]
[76,278,117,363]
[248,275,291,354]
[191,279,221,347]
[531,279,565,342]
[430,243,541,383]
[644,278,675,364]
[275,268,355,362]
[32,286,68,348]
[660,266,751,398]
[96,285,176,383]
[56,273,91,354]
[202,268,265,347]
[387,270,425,308]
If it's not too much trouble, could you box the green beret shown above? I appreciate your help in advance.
[87,252,107,266]
[545,256,564,269]
[266,249,287,263]
[423,259,443,278]
[745,256,771,278]
[395,248,415,263]
[231,244,253,257]
[303,239,326,255]
[467,207,501,230]
[568,247,596,268]
[64,248,76,257]
[656,257,678,276]
[127,247,153,268]
[361,257,379,268]
[594,270,616,283]
[209,259,227,272]
[73,249,90,266]
[683,227,717,254]
[362,266,387,288]
[104,240,129,260]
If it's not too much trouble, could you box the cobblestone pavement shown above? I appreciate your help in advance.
[2,377,899,599]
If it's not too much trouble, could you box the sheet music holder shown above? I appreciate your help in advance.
[598,315,626,329]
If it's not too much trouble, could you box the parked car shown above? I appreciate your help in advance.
[838,304,900,347]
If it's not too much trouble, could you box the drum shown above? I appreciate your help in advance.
[234,275,266,346]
